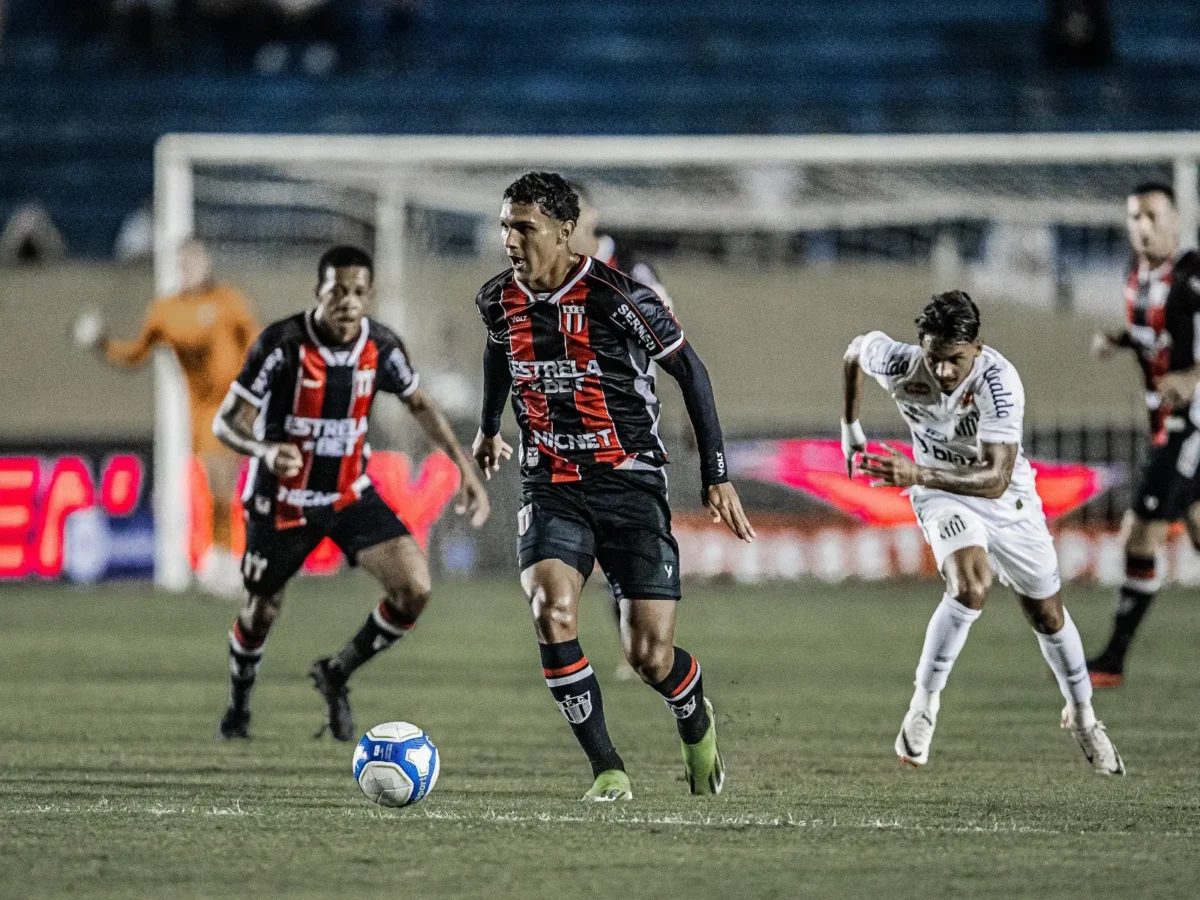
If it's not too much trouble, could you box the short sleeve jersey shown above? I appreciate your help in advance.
[476,255,684,482]
[859,331,1036,500]
[230,310,419,527]
[1123,249,1200,443]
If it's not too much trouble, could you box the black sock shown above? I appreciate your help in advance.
[228,620,264,713]
[331,600,414,679]
[651,647,711,745]
[540,640,624,777]
[1097,553,1158,668]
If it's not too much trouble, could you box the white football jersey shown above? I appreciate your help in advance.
[858,331,1037,507]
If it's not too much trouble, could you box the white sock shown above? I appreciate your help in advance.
[910,595,982,714]
[1035,610,1096,727]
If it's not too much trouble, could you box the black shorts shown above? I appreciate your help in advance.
[517,469,681,601]
[1132,424,1200,521]
[242,487,410,596]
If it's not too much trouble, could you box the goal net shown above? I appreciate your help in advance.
[152,133,1200,590]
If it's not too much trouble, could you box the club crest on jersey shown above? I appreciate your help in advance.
[559,304,587,335]
[558,691,593,724]
[354,368,376,397]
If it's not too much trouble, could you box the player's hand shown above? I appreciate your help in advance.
[73,310,106,351]
[841,419,866,477]
[859,443,919,488]
[1157,370,1200,407]
[704,482,756,543]
[264,443,303,479]
[1091,331,1119,360]
[454,469,491,528]
[472,429,513,481]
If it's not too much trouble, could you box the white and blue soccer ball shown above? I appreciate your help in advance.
[352,722,440,808]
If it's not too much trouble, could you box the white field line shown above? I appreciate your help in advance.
[7,800,1199,838]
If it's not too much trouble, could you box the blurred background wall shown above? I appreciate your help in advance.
[1,0,1195,587]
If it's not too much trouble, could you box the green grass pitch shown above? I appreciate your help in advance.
[1,576,1198,899]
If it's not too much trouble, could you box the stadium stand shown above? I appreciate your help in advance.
[2,1,1200,256]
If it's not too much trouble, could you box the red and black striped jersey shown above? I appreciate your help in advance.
[230,310,419,527]
[1123,249,1200,443]
[476,255,684,483]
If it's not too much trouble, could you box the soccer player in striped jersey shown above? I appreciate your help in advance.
[1087,182,1200,687]
[473,173,754,800]
[843,291,1124,775]
[211,245,489,741]
[570,182,675,681]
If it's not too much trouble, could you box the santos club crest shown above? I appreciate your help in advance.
[559,304,587,335]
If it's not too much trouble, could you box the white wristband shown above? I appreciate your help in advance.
[840,419,866,459]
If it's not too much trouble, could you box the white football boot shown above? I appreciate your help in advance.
[1062,705,1126,776]
[895,707,937,767]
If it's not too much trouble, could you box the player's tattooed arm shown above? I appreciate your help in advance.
[841,336,867,477]
[403,387,491,527]
[859,441,1018,500]
[211,391,303,478]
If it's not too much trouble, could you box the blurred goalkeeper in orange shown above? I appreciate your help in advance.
[75,239,259,596]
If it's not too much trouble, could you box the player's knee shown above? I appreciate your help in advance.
[625,630,673,683]
[242,594,282,638]
[1124,514,1161,556]
[385,577,432,621]
[1025,598,1065,634]
[529,585,576,636]
[952,573,991,610]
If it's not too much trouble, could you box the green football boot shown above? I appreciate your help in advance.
[682,699,724,795]
[581,768,633,802]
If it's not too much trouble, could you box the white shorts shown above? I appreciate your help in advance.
[910,489,1061,600]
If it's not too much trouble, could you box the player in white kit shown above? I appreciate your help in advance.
[841,291,1125,775]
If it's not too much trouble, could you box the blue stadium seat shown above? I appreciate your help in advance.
[1,1,1198,255]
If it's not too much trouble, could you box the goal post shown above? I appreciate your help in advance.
[152,131,1200,590]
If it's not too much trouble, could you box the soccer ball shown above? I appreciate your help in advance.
[352,722,440,808]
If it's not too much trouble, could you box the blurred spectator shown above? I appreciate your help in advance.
[109,0,179,59]
[256,0,343,75]
[114,199,154,264]
[0,203,67,264]
[1045,0,1113,68]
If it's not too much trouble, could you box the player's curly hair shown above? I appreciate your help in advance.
[318,245,373,282]
[503,172,581,223]
[915,290,981,343]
